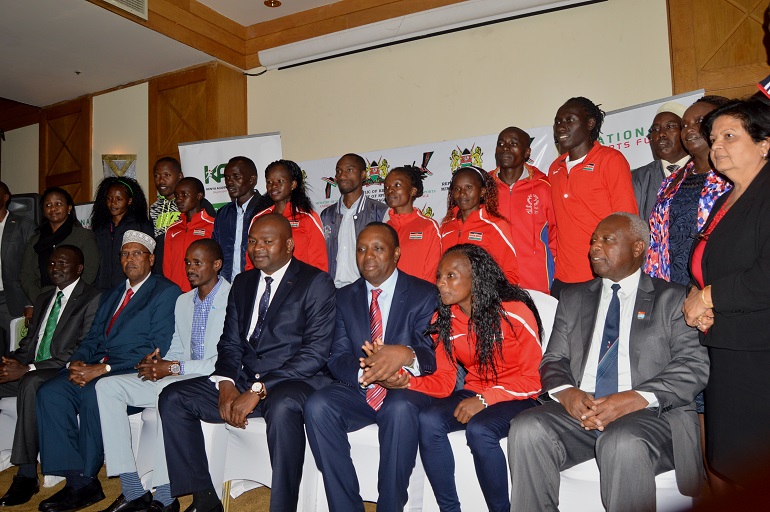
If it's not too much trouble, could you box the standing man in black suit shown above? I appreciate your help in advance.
[0,246,101,506]
[212,156,271,282]
[507,213,709,511]
[35,230,180,512]
[304,222,438,512]
[0,181,37,355]
[160,213,336,512]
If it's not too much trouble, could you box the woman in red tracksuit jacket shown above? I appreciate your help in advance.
[248,159,328,272]
[407,244,543,512]
[384,165,442,282]
[440,166,520,284]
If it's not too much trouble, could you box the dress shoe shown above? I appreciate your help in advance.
[40,480,105,512]
[99,492,153,512]
[0,476,39,506]
[181,502,223,512]
[147,499,179,512]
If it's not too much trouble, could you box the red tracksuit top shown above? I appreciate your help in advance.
[248,202,329,272]
[163,210,215,292]
[386,207,442,283]
[490,165,557,293]
[440,206,519,284]
[409,302,542,404]
[549,142,637,283]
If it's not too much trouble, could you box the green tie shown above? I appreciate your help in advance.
[36,291,64,362]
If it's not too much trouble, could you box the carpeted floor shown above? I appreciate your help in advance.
[0,467,376,512]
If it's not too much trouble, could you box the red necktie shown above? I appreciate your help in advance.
[366,289,386,411]
[107,288,133,335]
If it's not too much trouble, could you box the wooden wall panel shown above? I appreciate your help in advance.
[669,0,770,97]
[39,97,91,203]
[148,63,246,199]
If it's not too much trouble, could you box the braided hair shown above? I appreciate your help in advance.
[428,244,544,383]
[388,165,426,198]
[264,159,315,218]
[564,96,605,142]
[441,166,505,225]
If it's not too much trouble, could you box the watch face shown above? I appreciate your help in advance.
[170,363,181,374]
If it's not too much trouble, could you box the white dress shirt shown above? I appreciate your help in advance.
[552,269,657,407]
[29,277,81,370]
[334,195,363,288]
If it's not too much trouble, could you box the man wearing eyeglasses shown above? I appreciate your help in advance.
[631,102,690,221]
[35,230,181,512]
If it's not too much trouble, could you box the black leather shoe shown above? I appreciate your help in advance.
[181,503,223,512]
[147,499,179,512]
[99,492,152,512]
[38,486,75,512]
[41,480,105,512]
[0,476,39,506]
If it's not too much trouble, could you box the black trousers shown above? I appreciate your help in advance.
[159,376,316,512]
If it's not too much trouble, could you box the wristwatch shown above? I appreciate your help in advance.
[169,361,181,376]
[250,381,267,399]
[104,364,111,373]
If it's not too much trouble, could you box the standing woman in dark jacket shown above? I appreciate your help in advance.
[91,177,154,291]
[683,98,770,491]
[20,187,99,316]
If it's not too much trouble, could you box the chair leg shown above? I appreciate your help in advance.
[221,481,231,512]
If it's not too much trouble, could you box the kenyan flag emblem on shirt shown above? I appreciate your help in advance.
[468,231,483,241]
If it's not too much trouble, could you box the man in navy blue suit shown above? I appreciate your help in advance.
[35,230,181,512]
[304,222,438,512]
[159,213,336,512]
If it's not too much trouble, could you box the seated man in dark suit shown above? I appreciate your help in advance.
[508,213,709,511]
[0,246,101,506]
[159,213,336,512]
[304,222,438,512]
[35,231,181,512]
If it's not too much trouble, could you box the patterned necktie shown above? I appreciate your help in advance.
[250,276,274,345]
[595,284,621,398]
[666,164,680,175]
[366,289,387,411]
[106,288,133,335]
[36,291,63,362]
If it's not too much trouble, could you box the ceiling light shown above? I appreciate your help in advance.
[264,0,281,7]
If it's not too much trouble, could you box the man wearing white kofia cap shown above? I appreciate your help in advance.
[631,101,691,221]
[35,230,181,512]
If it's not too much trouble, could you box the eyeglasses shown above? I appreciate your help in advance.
[119,250,151,259]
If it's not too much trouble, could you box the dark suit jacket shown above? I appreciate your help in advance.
[632,160,666,222]
[694,162,770,351]
[1,211,37,316]
[69,273,181,371]
[213,258,336,392]
[13,279,101,370]
[328,271,438,389]
[541,273,709,496]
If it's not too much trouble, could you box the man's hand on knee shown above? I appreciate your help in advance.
[581,391,649,431]
[218,381,240,426]
[554,387,596,425]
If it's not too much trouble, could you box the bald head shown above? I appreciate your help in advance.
[247,213,294,274]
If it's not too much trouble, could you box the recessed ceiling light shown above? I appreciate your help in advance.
[264,0,281,7]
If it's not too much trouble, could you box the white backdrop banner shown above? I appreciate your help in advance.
[300,91,704,222]
[178,133,283,209]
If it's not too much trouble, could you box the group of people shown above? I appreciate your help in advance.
[0,90,763,512]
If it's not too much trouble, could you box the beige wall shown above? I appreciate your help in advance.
[0,124,39,195]
[247,0,672,163]
[92,83,150,199]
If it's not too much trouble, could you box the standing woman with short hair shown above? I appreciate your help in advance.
[384,165,441,282]
[250,159,328,272]
[440,166,519,284]
[91,177,154,291]
[683,98,770,490]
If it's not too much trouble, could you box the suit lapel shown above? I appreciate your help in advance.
[239,271,260,341]
[51,280,85,339]
[107,276,154,337]
[349,279,370,346]
[578,279,602,380]
[629,273,655,386]
[384,273,407,343]
[0,214,16,260]
[257,260,300,341]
